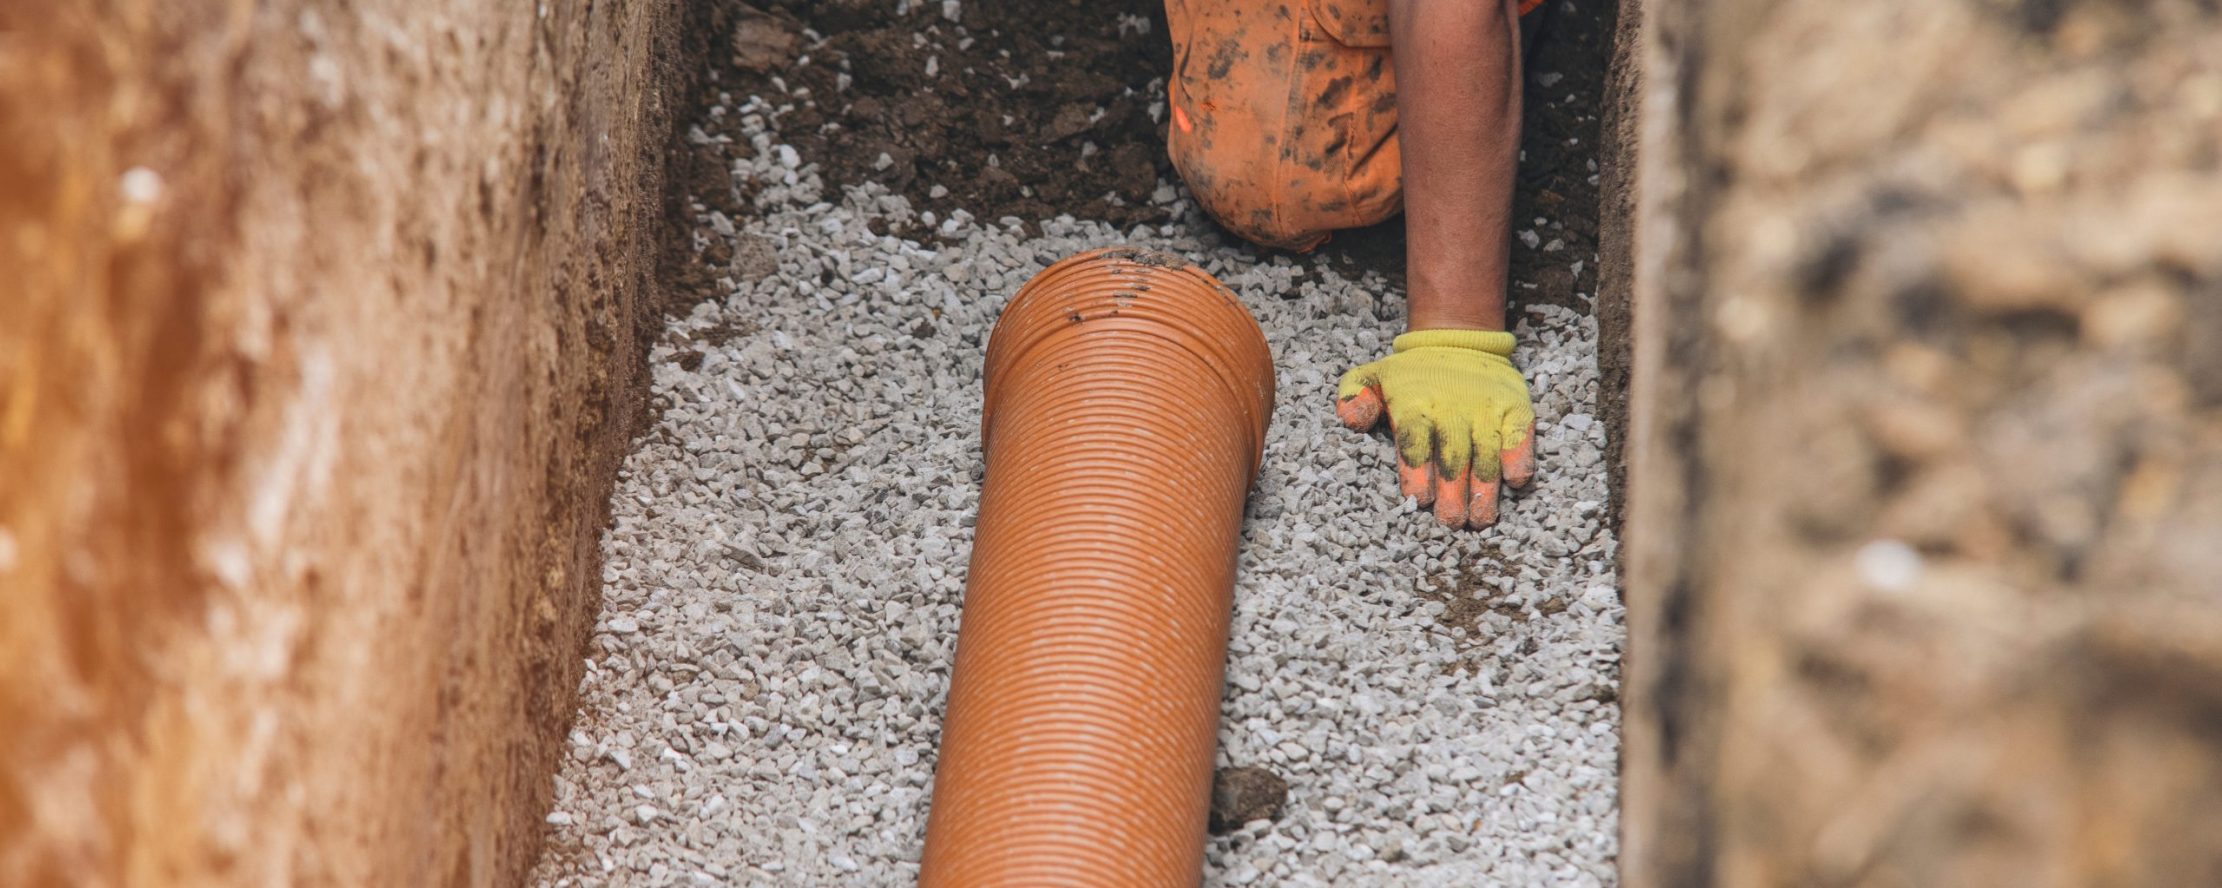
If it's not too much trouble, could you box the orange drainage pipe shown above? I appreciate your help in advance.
[920,247,1277,887]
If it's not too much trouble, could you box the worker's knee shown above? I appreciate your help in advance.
[1167,109,1402,253]
[1164,0,1403,252]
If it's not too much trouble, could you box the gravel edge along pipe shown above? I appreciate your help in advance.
[920,247,1278,886]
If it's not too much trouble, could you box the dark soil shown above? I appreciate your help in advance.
[687,0,1179,242]
[1209,765,1291,835]
[1418,552,1610,681]
[671,0,1621,322]
[1509,0,1619,315]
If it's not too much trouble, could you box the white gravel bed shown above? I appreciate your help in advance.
[529,96,1622,887]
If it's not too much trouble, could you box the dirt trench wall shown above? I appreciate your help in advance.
[0,1,684,884]
[1624,1,2222,885]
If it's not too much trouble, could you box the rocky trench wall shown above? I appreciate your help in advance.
[1621,1,2222,885]
[0,0,694,883]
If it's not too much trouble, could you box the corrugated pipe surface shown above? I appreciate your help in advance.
[920,247,1277,886]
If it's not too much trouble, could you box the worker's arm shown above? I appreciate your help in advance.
[1335,0,1536,529]
[1394,0,1520,333]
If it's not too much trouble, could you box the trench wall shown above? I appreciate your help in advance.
[0,1,684,883]
[1623,1,2222,885]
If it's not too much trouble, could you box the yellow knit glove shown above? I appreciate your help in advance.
[1336,329,1537,529]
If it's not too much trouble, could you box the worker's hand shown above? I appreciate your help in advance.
[1336,329,1537,528]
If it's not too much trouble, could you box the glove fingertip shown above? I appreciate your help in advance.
[1397,460,1437,507]
[1502,423,1537,487]
[1334,385,1384,430]
[1467,478,1502,528]
[1433,470,1470,529]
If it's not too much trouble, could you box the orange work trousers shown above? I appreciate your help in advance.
[1165,0,1539,251]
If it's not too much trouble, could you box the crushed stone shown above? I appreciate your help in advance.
[531,86,1621,888]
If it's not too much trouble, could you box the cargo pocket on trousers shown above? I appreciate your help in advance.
[1294,0,1401,233]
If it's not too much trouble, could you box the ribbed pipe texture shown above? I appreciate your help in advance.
[919,247,1276,887]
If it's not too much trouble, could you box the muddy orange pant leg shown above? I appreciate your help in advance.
[1164,0,1401,251]
[1164,0,1540,252]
